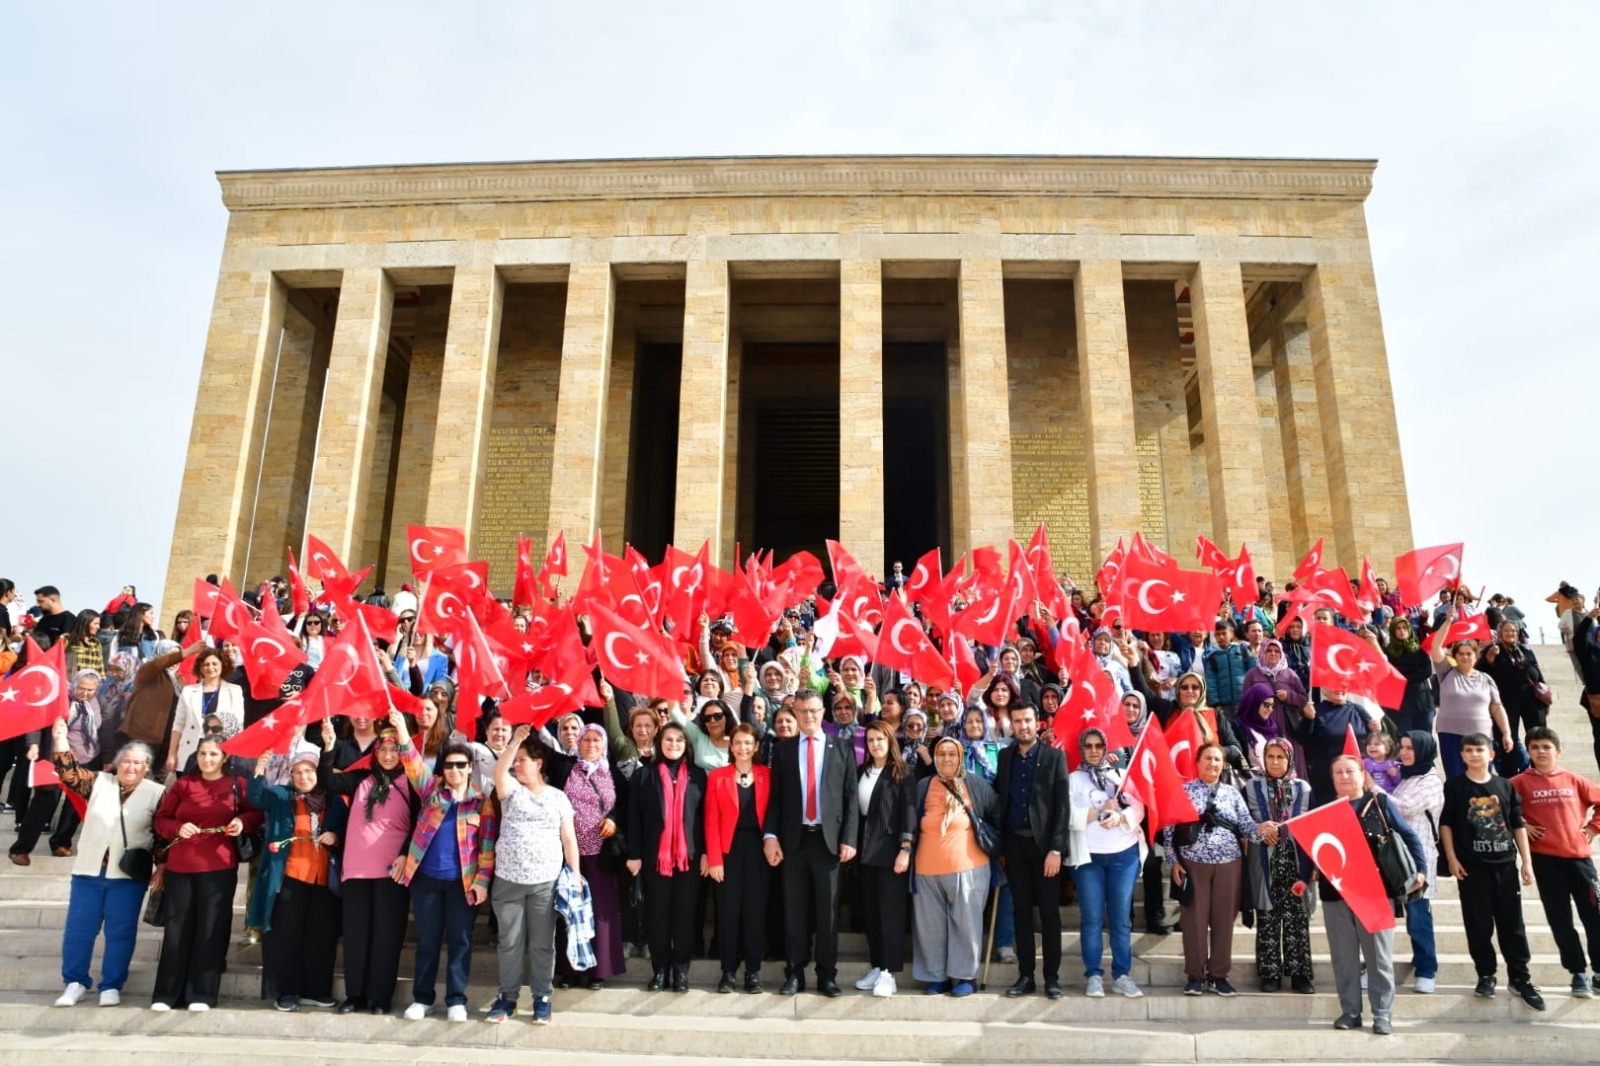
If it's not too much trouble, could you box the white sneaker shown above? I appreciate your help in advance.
[187,1002,210,1012]
[446,1004,468,1022]
[855,967,883,991]
[54,982,88,1007]
[1085,975,1105,998]
[1414,976,1436,994]
[403,1002,431,1021]
[99,989,121,1007]
[998,946,1017,964]
[872,971,897,998]
[149,1002,171,1013]
[1112,975,1144,998]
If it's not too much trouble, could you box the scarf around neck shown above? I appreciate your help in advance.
[656,759,690,876]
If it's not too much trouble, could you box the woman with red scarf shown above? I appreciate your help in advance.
[625,723,707,991]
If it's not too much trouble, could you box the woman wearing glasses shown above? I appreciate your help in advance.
[671,697,737,771]
[1068,727,1146,998]
[388,709,498,1022]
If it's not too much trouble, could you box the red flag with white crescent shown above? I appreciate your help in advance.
[904,547,942,604]
[1117,553,1224,634]
[1293,538,1326,583]
[0,638,70,742]
[1286,799,1397,933]
[31,760,88,817]
[406,525,468,576]
[1309,622,1408,710]
[1392,542,1463,608]
[513,534,541,609]
[537,529,568,600]
[1117,721,1199,843]
[286,548,311,617]
[587,601,687,702]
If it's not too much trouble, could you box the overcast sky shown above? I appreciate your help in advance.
[4,2,1595,636]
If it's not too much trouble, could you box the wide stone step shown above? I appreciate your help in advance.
[1,994,1596,1062]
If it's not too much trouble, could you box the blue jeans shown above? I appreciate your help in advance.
[994,881,1015,950]
[63,871,148,991]
[1072,846,1140,978]
[1404,896,1437,979]
[1438,733,1466,779]
[410,873,479,1007]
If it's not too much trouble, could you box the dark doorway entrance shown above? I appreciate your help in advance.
[883,343,951,573]
[625,343,682,560]
[737,344,840,562]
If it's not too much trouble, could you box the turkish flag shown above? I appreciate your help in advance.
[1393,543,1463,609]
[658,543,711,636]
[303,534,353,587]
[1422,611,1493,656]
[223,700,312,759]
[1130,532,1176,568]
[530,604,589,681]
[1195,535,1230,570]
[1293,538,1327,582]
[1118,721,1200,843]
[905,547,942,604]
[1356,556,1382,617]
[834,568,886,633]
[1024,525,1070,617]
[537,530,569,600]
[406,525,468,576]
[1217,545,1257,614]
[587,601,686,702]
[1286,799,1396,932]
[946,630,981,695]
[623,546,666,626]
[454,611,513,740]
[1117,553,1224,634]
[286,548,311,617]
[0,638,70,743]
[726,571,781,650]
[919,558,966,635]
[177,610,209,685]
[513,534,541,609]
[499,658,597,730]
[769,549,824,606]
[1096,537,1127,608]
[1163,711,1208,780]
[812,594,880,661]
[415,573,474,638]
[1309,623,1408,710]
[1276,567,1364,636]
[239,614,308,701]
[193,578,223,625]
[1055,635,1135,757]
[877,597,955,690]
[31,760,88,817]
[826,539,872,591]
[572,530,617,609]
[1343,723,1362,761]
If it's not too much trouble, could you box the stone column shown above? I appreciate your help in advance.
[598,304,637,546]
[1302,260,1413,567]
[1075,260,1142,559]
[672,260,731,563]
[382,287,450,584]
[160,270,287,616]
[1271,320,1334,564]
[839,259,885,574]
[957,259,1014,551]
[422,265,504,550]
[247,303,319,583]
[546,262,616,548]
[1188,260,1274,561]
[303,268,394,565]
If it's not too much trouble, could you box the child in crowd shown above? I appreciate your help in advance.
[1363,732,1401,794]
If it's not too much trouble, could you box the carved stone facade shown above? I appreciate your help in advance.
[161,155,1411,610]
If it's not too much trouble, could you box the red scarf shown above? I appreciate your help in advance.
[655,760,690,876]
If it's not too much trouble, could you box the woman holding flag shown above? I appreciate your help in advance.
[1068,726,1146,998]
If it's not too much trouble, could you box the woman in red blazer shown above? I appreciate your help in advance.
[705,723,771,993]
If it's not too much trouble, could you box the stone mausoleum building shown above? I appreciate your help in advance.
[161,155,1411,612]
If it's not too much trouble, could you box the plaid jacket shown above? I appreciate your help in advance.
[399,738,497,900]
[555,864,595,971]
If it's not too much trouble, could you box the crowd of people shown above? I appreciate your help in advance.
[2,557,1599,1036]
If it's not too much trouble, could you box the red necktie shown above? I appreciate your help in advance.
[804,735,818,822]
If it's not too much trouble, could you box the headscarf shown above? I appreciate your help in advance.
[1261,736,1296,780]
[1260,736,1299,823]
[931,736,970,835]
[362,727,407,820]
[1399,730,1438,780]
[1387,617,1420,659]
[1234,682,1284,749]
[578,723,609,774]
[152,639,184,696]
[1121,690,1151,737]
[1255,640,1291,680]
[1078,727,1114,794]
[290,750,329,818]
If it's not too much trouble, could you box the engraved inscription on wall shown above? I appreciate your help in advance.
[1011,429,1091,586]
[479,423,554,586]
[1137,433,1167,548]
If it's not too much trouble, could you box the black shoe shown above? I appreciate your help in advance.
[367,1004,388,1015]
[275,996,298,1012]
[1509,979,1546,1012]
[647,971,667,992]
[817,978,842,998]
[1291,976,1315,995]
[672,967,689,993]
[1044,982,1064,1000]
[1373,1017,1393,1035]
[1332,1012,1361,1030]
[744,973,763,994]
[779,974,804,995]
[554,974,574,990]
[1004,976,1036,998]
[718,973,737,994]
[337,997,363,1014]
[1145,923,1172,935]
[1474,975,1496,998]
[1259,978,1281,993]
[586,977,606,991]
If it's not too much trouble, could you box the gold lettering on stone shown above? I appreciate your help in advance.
[1137,433,1167,544]
[1011,430,1092,586]
[479,423,554,586]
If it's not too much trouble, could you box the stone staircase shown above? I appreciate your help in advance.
[3,645,1598,1063]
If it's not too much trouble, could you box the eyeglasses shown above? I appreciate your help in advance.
[304,619,322,627]
[701,713,725,723]
[442,761,471,770]
[1082,741,1105,750]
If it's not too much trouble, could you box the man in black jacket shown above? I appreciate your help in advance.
[763,690,860,996]
[995,703,1070,998]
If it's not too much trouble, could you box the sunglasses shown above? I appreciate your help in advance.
[1082,741,1105,749]
[442,761,471,770]
[701,713,725,723]
[1178,683,1202,691]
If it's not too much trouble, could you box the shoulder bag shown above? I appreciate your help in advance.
[232,775,264,864]
[1363,793,1424,902]
[117,796,155,882]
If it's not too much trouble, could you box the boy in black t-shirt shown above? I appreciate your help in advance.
[1440,732,1544,1010]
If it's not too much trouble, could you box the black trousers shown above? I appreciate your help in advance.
[782,830,841,979]
[1457,860,1532,983]
[717,829,770,976]
[859,861,909,973]
[265,876,340,1000]
[642,868,699,971]
[341,876,410,1009]
[153,867,238,1007]
[1531,853,1600,975]
[1140,845,1167,930]
[1005,834,1063,982]
[0,738,29,812]
[10,786,73,856]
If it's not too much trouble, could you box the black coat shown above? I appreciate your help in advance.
[763,731,860,855]
[993,741,1072,854]
[856,765,917,868]
[626,759,707,865]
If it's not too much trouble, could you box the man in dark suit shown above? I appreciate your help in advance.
[763,689,859,996]
[995,703,1071,999]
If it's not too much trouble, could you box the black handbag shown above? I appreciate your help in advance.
[232,775,263,863]
[141,887,166,927]
[1363,795,1423,902]
[117,801,154,883]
